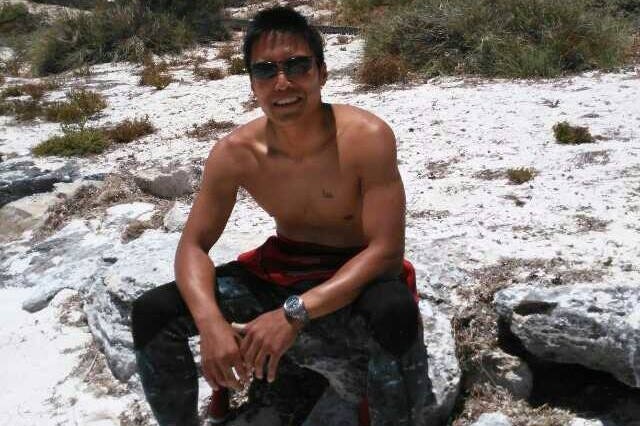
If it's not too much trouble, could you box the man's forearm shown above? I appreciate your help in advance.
[174,244,226,330]
[301,244,403,319]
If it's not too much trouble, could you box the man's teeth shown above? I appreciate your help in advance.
[274,97,299,106]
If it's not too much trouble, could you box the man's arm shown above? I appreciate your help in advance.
[301,117,405,317]
[175,138,250,389]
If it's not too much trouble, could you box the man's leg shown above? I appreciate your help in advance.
[130,262,268,426]
[353,278,436,426]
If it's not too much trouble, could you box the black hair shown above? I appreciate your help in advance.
[242,7,325,74]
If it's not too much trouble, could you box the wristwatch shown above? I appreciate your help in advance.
[283,295,310,326]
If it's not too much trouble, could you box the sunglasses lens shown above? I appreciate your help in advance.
[284,57,313,77]
[251,62,278,79]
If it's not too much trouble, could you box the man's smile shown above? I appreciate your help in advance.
[273,96,302,107]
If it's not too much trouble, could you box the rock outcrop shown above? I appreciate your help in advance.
[494,283,640,389]
[133,164,201,199]
[0,160,78,207]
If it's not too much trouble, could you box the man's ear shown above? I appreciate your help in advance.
[320,63,328,86]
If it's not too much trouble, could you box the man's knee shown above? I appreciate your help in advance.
[355,279,420,357]
[131,282,187,350]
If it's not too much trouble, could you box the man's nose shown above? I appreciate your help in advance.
[274,70,291,90]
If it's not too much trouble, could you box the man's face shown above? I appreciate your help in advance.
[249,31,327,124]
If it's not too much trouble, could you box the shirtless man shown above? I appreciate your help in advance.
[131,7,436,426]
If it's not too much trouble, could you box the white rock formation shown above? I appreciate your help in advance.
[494,283,640,388]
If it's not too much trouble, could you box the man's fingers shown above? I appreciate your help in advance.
[254,348,268,380]
[267,353,281,383]
[204,363,223,391]
[231,322,247,335]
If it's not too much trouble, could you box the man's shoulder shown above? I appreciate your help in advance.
[205,117,267,177]
[333,104,396,166]
[333,104,393,137]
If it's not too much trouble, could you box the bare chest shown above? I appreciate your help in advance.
[242,149,362,231]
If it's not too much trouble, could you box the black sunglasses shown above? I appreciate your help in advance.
[250,56,314,80]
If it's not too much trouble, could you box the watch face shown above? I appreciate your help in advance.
[285,296,300,312]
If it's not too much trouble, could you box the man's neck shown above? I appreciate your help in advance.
[266,103,335,160]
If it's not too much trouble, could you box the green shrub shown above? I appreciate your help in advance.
[506,167,536,184]
[104,116,155,143]
[44,89,107,123]
[363,0,634,80]
[0,3,42,41]
[11,99,43,122]
[553,121,595,144]
[28,0,227,76]
[1,85,24,98]
[32,128,109,157]
[140,0,228,41]
[228,57,246,75]
[338,0,412,26]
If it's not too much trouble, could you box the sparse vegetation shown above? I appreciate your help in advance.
[358,55,408,86]
[32,127,109,157]
[338,0,412,26]
[28,0,227,76]
[187,119,235,140]
[0,3,43,43]
[553,121,595,144]
[228,57,247,75]
[11,99,43,122]
[360,0,635,84]
[104,116,155,143]
[216,43,236,61]
[140,59,172,89]
[45,89,107,123]
[506,167,535,185]
[193,64,224,80]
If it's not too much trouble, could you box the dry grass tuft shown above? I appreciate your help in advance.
[104,116,155,144]
[242,94,259,112]
[140,59,172,90]
[187,119,235,140]
[553,121,595,144]
[216,43,237,61]
[452,383,573,425]
[193,64,224,80]
[44,89,107,124]
[227,57,247,75]
[574,214,610,233]
[336,35,350,45]
[122,210,165,242]
[358,54,408,87]
[506,167,536,184]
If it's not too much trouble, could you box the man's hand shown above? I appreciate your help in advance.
[199,320,250,391]
[233,309,302,383]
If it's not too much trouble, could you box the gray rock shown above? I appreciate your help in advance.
[0,180,101,242]
[0,160,78,207]
[419,300,462,423]
[471,412,512,426]
[133,164,201,199]
[19,219,113,312]
[494,283,640,388]
[85,230,179,381]
[465,349,533,399]
[163,201,191,232]
[569,418,606,426]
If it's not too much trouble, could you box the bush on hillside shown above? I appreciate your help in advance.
[28,0,227,76]
[139,59,172,89]
[338,0,412,25]
[44,89,107,123]
[358,55,408,86]
[0,3,42,41]
[361,0,634,84]
[228,57,246,75]
[104,116,155,143]
[553,121,595,144]
[32,127,109,157]
[140,0,227,41]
